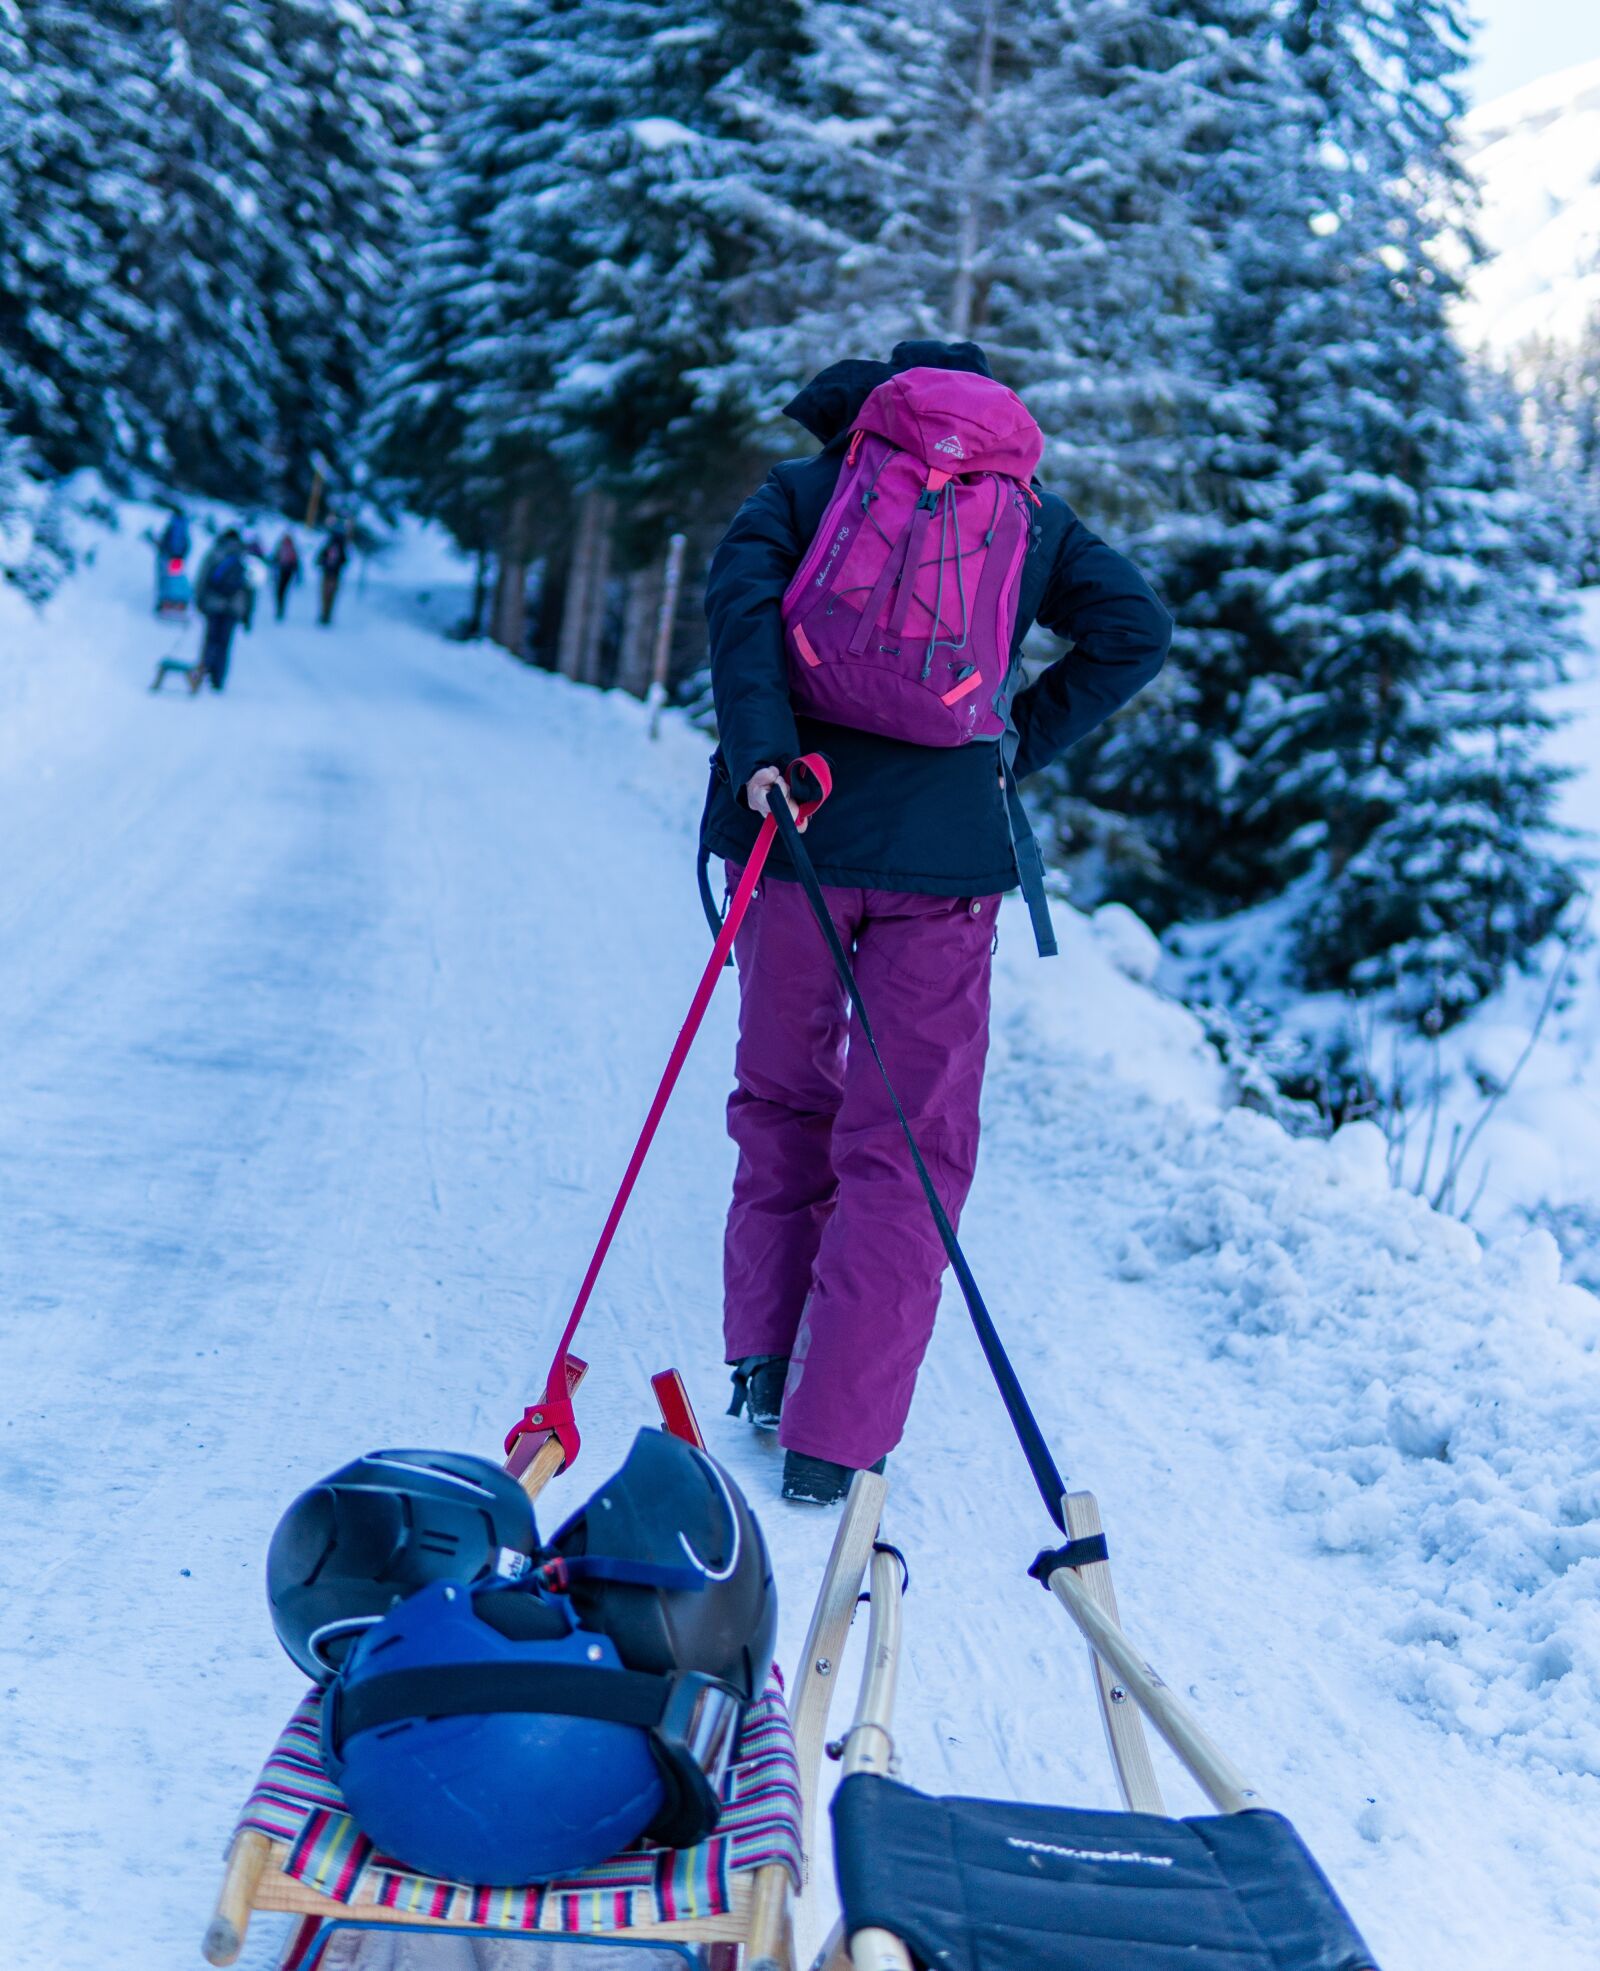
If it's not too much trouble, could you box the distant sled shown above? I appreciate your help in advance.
[156,556,192,618]
[148,654,199,694]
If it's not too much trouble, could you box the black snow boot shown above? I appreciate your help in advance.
[728,1355,788,1432]
[781,1449,887,1508]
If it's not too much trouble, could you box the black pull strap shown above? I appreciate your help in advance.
[1029,1534,1109,1586]
[768,798,1067,1533]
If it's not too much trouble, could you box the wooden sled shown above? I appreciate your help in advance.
[807,1478,1378,1971]
[150,655,200,693]
[204,1430,877,1971]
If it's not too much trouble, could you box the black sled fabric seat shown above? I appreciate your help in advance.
[832,1775,1377,1971]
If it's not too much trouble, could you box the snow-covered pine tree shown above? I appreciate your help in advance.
[261,0,428,514]
[0,0,164,472]
[1244,0,1578,1023]
[1519,315,1600,587]
[1070,0,1580,1026]
[1282,356,1581,1024]
[458,0,818,554]
[1057,39,1337,923]
[362,0,537,599]
[785,0,1270,530]
[369,0,829,664]
[118,0,285,498]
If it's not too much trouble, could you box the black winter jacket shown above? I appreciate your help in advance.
[701,340,1171,906]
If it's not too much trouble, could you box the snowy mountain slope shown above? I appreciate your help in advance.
[1460,58,1600,351]
[1,519,1599,1968]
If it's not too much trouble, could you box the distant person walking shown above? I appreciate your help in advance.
[272,530,301,620]
[189,527,252,693]
[317,526,350,626]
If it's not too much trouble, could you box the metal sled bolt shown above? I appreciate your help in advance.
[1059,1492,1167,1814]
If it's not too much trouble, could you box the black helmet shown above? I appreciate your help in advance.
[548,1429,777,1706]
[267,1448,539,1682]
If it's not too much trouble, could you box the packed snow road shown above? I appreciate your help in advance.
[1,514,1597,1969]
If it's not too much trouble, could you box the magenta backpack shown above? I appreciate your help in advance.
[781,367,1045,746]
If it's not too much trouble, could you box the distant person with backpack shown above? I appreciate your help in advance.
[272,530,301,620]
[188,526,252,693]
[317,526,350,626]
[703,340,1171,1506]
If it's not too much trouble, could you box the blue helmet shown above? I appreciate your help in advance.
[322,1576,669,1884]
[320,1436,774,1884]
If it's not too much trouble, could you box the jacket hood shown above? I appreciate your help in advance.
[782,340,995,446]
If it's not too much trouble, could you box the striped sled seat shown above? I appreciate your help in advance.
[214,1677,799,1969]
[812,1476,1380,1971]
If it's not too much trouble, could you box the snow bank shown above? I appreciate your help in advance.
[1122,1106,1600,1770]
[992,891,1600,1773]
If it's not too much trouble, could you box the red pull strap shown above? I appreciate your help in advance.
[506,755,832,1472]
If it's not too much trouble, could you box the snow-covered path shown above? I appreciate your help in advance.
[2,517,1597,1970]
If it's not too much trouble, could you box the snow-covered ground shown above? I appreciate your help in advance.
[3,514,1600,1970]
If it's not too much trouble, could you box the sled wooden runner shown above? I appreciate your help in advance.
[202,1438,877,1971]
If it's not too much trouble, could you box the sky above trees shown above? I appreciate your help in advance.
[1470,0,1600,103]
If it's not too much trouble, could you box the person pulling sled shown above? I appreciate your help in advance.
[702,340,1172,1507]
[188,526,253,693]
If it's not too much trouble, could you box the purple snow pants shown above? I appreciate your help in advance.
[722,867,1000,1468]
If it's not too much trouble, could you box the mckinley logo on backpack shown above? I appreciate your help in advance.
[780,367,1044,748]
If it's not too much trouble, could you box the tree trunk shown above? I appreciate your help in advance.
[557,491,604,679]
[578,495,616,685]
[468,547,490,639]
[647,532,689,738]
[949,1,996,339]
[616,562,662,699]
[492,491,535,655]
